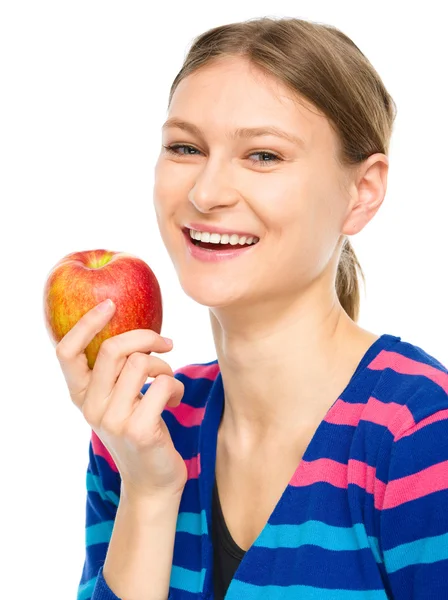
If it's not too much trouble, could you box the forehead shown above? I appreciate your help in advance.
[167,57,332,149]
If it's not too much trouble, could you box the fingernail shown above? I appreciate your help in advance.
[162,337,173,345]
[98,299,114,312]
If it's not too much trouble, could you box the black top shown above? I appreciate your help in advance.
[212,475,246,599]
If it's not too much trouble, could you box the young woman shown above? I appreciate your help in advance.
[58,17,447,600]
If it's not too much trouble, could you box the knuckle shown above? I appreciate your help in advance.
[81,400,97,426]
[171,378,185,404]
[55,342,72,363]
[100,413,121,436]
[160,360,175,378]
[159,373,176,388]
[151,372,176,394]
[150,373,167,391]
[175,378,185,394]
[147,353,172,370]
[156,373,170,386]
[98,336,119,359]
[145,328,159,340]
[123,421,153,447]
[164,377,185,407]
[147,357,174,378]
[127,352,148,371]
[69,384,87,411]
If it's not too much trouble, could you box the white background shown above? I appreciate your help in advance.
[1,1,447,597]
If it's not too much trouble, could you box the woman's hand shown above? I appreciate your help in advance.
[55,300,188,500]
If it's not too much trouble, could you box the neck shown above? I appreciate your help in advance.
[209,292,378,451]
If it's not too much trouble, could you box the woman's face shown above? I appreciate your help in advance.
[153,56,357,309]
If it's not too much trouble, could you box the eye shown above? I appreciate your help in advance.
[162,144,282,167]
[249,151,282,166]
[163,144,199,157]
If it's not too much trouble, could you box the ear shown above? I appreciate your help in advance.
[341,153,389,235]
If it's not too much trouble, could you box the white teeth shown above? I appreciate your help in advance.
[200,231,210,242]
[189,229,259,245]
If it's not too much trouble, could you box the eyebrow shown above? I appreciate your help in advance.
[162,117,306,149]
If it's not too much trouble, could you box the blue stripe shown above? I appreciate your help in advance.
[368,535,382,563]
[86,520,114,547]
[170,565,207,594]
[274,483,357,528]
[175,513,380,559]
[77,576,96,600]
[86,472,120,507]
[176,510,208,535]
[384,531,448,573]
[227,579,388,599]
[256,520,380,555]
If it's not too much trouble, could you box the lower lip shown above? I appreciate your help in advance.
[182,230,259,262]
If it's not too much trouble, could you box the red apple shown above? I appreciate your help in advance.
[43,249,163,369]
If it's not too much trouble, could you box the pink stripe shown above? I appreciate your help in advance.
[382,460,448,509]
[348,459,378,495]
[348,459,387,509]
[368,350,448,393]
[91,431,118,473]
[164,402,206,427]
[91,430,202,480]
[374,481,387,511]
[324,400,366,427]
[399,410,448,439]
[356,397,412,435]
[289,456,389,511]
[290,457,348,489]
[326,397,415,439]
[185,454,201,480]
[162,363,219,426]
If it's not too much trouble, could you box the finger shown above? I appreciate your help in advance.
[100,353,174,428]
[127,374,185,439]
[56,300,116,407]
[83,330,173,419]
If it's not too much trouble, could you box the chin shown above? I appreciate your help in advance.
[181,278,267,315]
[176,272,243,308]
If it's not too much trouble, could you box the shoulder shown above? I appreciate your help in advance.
[375,340,448,595]
[370,336,448,500]
[368,336,447,438]
[363,336,447,492]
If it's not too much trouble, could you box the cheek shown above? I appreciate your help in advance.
[153,163,173,203]
[153,189,174,251]
[154,157,185,196]
[260,174,318,232]
[298,163,343,232]
[266,175,340,274]
[153,164,181,221]
[305,193,345,276]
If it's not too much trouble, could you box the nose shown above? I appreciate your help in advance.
[188,159,241,213]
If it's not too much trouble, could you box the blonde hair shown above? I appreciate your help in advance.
[166,17,397,321]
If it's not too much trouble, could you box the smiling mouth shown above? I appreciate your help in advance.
[192,239,236,250]
[182,228,259,251]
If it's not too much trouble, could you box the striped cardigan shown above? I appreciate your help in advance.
[77,333,448,599]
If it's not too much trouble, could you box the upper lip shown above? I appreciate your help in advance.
[183,222,258,238]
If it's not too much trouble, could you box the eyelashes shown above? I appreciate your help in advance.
[162,144,282,167]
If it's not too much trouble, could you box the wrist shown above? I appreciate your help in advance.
[120,484,184,511]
